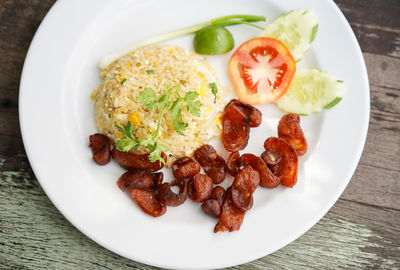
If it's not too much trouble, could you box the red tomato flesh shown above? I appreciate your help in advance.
[229,37,296,104]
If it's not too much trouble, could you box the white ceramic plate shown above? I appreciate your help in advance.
[19,0,369,269]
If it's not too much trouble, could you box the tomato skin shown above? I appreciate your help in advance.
[229,37,296,105]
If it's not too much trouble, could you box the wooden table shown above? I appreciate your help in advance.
[1,0,399,269]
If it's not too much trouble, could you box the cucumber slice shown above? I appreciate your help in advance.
[259,9,318,61]
[275,68,344,115]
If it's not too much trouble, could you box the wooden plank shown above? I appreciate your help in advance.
[336,51,400,209]
[364,53,400,89]
[230,199,400,269]
[351,24,400,58]
[0,0,399,269]
[335,0,400,58]
[0,102,19,138]
[335,0,400,29]
[342,162,400,211]
[0,0,54,102]
[1,166,398,269]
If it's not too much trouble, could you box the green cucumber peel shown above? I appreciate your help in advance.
[323,97,343,109]
[310,24,318,42]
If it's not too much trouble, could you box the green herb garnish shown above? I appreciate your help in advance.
[146,70,154,74]
[115,120,167,165]
[99,14,266,68]
[115,84,202,164]
[209,83,218,103]
[170,97,187,135]
[137,87,157,110]
[184,91,201,117]
[138,84,201,136]
[115,121,139,151]
[116,121,135,139]
[120,78,127,85]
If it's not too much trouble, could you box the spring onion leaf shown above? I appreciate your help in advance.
[213,19,264,30]
[99,14,266,68]
[210,14,265,25]
[120,78,127,85]
[146,69,154,74]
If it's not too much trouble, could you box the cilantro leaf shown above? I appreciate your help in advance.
[117,83,202,163]
[184,91,201,117]
[149,148,163,164]
[138,134,156,149]
[157,142,168,152]
[137,87,157,110]
[170,98,187,135]
[116,137,139,152]
[157,86,172,110]
[115,122,139,151]
[114,120,169,165]
[184,91,198,101]
[116,121,135,139]
[148,142,168,165]
[209,83,218,103]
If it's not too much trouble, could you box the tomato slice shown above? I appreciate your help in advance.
[228,37,296,104]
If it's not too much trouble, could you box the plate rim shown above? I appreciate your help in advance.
[19,0,370,269]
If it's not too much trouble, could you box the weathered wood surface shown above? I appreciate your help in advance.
[0,0,399,269]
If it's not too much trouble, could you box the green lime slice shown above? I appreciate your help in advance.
[259,9,318,61]
[276,68,344,115]
[194,25,234,55]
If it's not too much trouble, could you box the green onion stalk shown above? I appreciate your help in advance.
[99,14,265,68]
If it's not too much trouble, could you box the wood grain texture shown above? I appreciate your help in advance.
[1,0,399,269]
[1,160,399,270]
[335,0,400,58]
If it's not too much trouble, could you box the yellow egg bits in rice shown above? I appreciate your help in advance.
[92,45,227,166]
